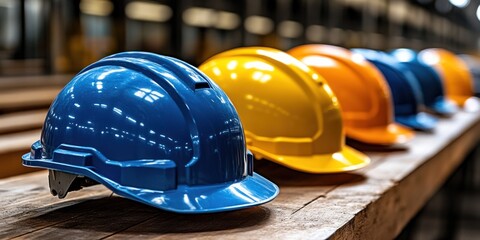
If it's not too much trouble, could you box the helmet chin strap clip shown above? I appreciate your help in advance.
[48,170,97,199]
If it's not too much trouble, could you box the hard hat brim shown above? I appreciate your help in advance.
[396,112,438,131]
[22,153,279,214]
[250,146,370,174]
[430,98,458,116]
[346,123,415,145]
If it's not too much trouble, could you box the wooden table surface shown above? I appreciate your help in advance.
[0,110,479,239]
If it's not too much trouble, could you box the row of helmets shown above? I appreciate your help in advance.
[22,45,478,214]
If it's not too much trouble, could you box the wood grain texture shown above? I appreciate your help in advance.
[0,87,61,110]
[0,75,71,91]
[0,130,42,178]
[0,109,47,134]
[0,108,48,178]
[0,110,478,239]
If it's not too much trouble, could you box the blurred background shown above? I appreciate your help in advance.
[1,0,480,74]
[0,0,479,239]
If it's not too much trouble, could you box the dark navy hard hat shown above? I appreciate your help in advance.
[352,49,438,131]
[22,51,279,213]
[390,48,458,116]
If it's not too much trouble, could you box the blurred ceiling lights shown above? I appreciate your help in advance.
[477,4,480,21]
[125,2,172,22]
[79,0,480,30]
[183,7,240,30]
[449,0,470,8]
[79,0,113,16]
[183,7,215,27]
[278,21,303,38]
[214,11,241,30]
[306,25,326,42]
[245,16,274,35]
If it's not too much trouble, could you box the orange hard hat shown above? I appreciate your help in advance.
[288,44,414,145]
[419,48,474,107]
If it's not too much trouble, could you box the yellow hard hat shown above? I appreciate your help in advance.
[288,44,414,145]
[199,47,370,173]
[419,48,474,107]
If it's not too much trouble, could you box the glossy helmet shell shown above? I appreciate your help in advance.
[289,45,414,145]
[200,47,370,173]
[352,49,438,131]
[390,48,457,116]
[23,52,279,213]
[419,48,474,107]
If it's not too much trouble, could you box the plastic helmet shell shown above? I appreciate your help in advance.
[419,48,474,107]
[22,51,279,213]
[390,48,458,116]
[200,47,370,173]
[352,49,438,131]
[289,44,414,145]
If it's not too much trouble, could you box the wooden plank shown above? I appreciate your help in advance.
[0,157,426,239]
[0,164,337,238]
[327,111,480,239]
[0,87,61,110]
[283,110,480,239]
[3,197,162,239]
[0,130,41,154]
[0,191,114,239]
[0,171,52,210]
[0,75,71,90]
[0,130,42,178]
[0,171,111,219]
[0,173,113,239]
[0,109,47,134]
[0,110,478,239]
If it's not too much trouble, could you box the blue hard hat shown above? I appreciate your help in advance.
[390,48,458,116]
[352,49,438,131]
[22,51,279,213]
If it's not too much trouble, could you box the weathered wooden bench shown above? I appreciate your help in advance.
[0,75,71,177]
[0,110,478,239]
